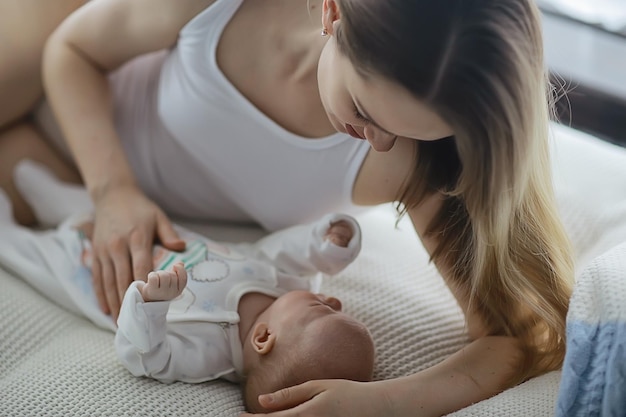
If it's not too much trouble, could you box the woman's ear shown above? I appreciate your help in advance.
[250,322,276,355]
[322,0,341,36]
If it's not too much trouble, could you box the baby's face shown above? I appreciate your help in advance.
[266,291,375,383]
[266,290,352,333]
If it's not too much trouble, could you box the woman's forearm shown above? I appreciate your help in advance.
[43,18,136,201]
[383,336,522,417]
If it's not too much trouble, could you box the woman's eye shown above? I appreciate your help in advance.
[354,107,369,123]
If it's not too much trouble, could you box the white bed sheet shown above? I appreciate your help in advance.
[1,122,625,416]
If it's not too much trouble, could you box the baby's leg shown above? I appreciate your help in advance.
[0,188,100,323]
[0,124,82,225]
[14,159,92,227]
[0,187,14,224]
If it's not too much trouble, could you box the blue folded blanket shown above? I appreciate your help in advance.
[556,242,626,417]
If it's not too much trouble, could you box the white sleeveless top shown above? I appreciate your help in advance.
[108,0,370,231]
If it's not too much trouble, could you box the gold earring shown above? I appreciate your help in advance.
[321,27,329,37]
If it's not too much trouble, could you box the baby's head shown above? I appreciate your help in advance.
[241,290,375,413]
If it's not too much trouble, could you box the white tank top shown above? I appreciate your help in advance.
[109,0,370,231]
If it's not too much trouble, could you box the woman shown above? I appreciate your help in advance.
[0,0,574,415]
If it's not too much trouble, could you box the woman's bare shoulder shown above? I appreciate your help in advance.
[51,0,218,70]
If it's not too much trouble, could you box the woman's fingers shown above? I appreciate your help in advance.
[99,253,121,320]
[88,189,184,316]
[91,257,110,314]
[258,381,322,411]
[111,245,133,305]
[94,236,133,319]
[238,382,319,416]
[156,211,185,251]
[129,228,154,284]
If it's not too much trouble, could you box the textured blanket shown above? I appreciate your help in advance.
[1,123,625,416]
[556,242,626,417]
[550,124,626,417]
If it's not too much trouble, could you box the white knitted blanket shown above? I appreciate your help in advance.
[1,123,625,416]
[555,242,626,417]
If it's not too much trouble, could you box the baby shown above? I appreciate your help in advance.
[0,161,375,412]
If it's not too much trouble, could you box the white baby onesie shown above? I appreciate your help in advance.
[0,212,361,383]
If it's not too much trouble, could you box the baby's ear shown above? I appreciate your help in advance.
[250,323,276,355]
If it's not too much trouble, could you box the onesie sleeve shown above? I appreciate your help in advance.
[114,282,234,383]
[233,213,362,276]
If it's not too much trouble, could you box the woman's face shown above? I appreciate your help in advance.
[317,35,454,152]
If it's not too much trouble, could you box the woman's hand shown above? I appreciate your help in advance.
[240,379,395,417]
[91,184,185,320]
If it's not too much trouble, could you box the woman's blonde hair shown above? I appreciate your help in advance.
[336,0,574,381]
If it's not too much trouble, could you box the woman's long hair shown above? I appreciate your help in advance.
[336,0,574,381]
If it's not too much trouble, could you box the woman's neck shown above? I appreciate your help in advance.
[218,0,334,138]
[237,292,276,345]
[262,0,327,83]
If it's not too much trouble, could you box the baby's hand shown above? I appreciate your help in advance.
[140,262,187,302]
[324,220,353,248]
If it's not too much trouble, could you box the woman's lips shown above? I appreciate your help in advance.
[345,124,365,139]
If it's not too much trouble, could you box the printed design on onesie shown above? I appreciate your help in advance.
[190,257,230,282]
[72,264,97,298]
[161,242,234,316]
[168,287,196,316]
[153,239,208,271]
[202,240,246,261]
[167,256,232,316]
[152,239,232,282]
[71,230,99,303]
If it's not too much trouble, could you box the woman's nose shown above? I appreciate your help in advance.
[364,125,395,142]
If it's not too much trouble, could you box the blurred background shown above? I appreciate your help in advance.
[540,0,626,147]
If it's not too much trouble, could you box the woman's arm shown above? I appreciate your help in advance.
[407,194,490,340]
[44,0,213,203]
[383,336,523,416]
[42,0,214,319]
[241,336,522,417]
[355,138,490,338]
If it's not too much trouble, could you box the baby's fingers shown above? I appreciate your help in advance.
[146,270,162,288]
[173,262,188,292]
[143,269,183,302]
[325,221,353,247]
[142,271,166,302]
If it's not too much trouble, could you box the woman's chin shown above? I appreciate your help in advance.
[368,137,397,152]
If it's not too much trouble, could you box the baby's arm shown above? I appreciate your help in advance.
[115,262,227,383]
[234,213,362,276]
[308,213,362,275]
